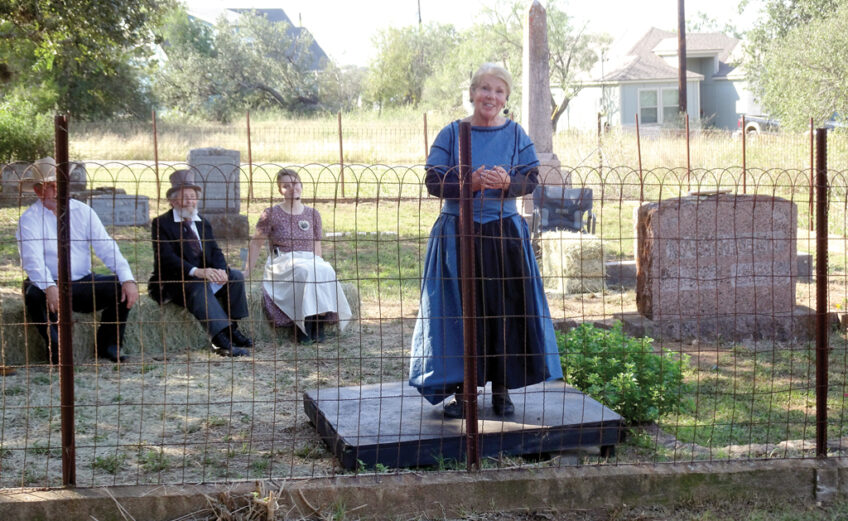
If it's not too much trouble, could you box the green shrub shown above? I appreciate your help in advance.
[558,322,689,423]
[0,96,53,163]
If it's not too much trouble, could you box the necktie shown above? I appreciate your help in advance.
[182,219,201,258]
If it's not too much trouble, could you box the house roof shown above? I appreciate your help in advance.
[593,27,740,83]
[189,7,329,71]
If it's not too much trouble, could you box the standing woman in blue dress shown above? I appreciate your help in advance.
[409,63,563,417]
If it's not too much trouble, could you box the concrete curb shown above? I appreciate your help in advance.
[2,459,846,520]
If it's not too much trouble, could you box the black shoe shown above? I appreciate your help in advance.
[492,392,514,417]
[211,330,248,357]
[443,396,465,419]
[230,327,253,348]
[97,345,127,363]
[215,345,249,357]
[296,325,314,344]
[315,321,327,343]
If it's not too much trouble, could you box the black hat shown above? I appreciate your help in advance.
[165,169,202,199]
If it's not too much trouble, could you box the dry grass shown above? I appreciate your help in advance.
[0,296,408,488]
[3,127,848,489]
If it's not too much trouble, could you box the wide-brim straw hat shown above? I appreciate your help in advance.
[20,157,58,192]
[165,169,203,199]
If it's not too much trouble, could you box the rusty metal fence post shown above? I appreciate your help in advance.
[247,111,254,203]
[685,112,691,191]
[741,114,747,194]
[458,121,480,470]
[152,110,160,200]
[810,117,815,231]
[423,112,429,161]
[338,111,345,198]
[635,114,644,202]
[55,114,76,486]
[815,128,829,458]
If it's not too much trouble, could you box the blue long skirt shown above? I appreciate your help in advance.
[409,213,563,405]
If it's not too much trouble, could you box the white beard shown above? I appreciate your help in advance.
[176,207,198,221]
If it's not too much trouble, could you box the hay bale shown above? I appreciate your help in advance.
[539,230,605,294]
[0,294,105,366]
[0,281,362,365]
[240,281,360,342]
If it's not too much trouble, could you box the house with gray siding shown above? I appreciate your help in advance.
[564,28,756,132]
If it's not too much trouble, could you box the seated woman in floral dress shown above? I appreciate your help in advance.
[246,168,352,343]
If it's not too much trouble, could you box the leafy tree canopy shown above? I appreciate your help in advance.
[742,0,843,123]
[364,23,459,110]
[758,3,848,129]
[0,0,171,118]
[416,0,611,130]
[156,8,328,122]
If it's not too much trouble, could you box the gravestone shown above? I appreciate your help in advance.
[83,188,150,226]
[0,161,87,208]
[632,193,801,340]
[521,0,566,218]
[187,148,249,239]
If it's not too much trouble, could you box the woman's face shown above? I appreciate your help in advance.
[278,175,302,200]
[471,74,509,121]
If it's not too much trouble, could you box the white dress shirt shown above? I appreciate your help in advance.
[16,199,135,290]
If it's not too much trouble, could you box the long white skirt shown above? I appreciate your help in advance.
[263,250,352,334]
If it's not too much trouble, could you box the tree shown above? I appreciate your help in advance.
[364,23,459,110]
[758,4,848,129]
[0,0,170,118]
[320,65,367,113]
[423,0,606,132]
[545,7,610,131]
[686,11,742,37]
[742,0,842,116]
[156,9,326,122]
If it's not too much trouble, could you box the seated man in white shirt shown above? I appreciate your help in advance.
[16,157,139,364]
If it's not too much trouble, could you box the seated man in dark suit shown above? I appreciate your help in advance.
[149,169,252,357]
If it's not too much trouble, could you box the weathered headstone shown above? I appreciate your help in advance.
[0,161,87,207]
[84,188,150,226]
[187,148,249,239]
[521,0,567,218]
[633,193,800,340]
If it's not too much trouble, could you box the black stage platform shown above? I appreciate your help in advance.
[303,380,624,469]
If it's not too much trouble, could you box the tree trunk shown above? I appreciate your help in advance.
[249,82,288,108]
[550,93,571,133]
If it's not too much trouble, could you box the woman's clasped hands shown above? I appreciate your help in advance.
[471,165,511,192]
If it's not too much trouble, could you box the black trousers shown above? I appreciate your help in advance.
[163,268,249,337]
[24,273,131,363]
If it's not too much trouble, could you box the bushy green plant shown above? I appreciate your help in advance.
[0,96,53,163]
[558,322,689,423]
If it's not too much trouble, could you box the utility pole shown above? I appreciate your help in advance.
[678,0,688,117]
[418,0,422,26]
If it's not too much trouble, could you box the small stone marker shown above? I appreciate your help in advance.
[86,189,149,226]
[0,161,87,207]
[635,193,798,340]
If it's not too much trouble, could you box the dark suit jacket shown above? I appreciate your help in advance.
[148,210,228,303]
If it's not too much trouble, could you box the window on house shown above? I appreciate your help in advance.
[662,89,679,123]
[639,90,658,124]
[638,88,680,124]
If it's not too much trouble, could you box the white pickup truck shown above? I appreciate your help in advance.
[736,114,780,135]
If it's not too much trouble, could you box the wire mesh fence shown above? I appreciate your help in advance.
[0,117,846,490]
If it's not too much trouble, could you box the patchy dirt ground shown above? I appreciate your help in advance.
[0,277,845,489]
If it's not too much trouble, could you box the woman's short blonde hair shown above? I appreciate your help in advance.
[276,168,301,187]
[469,63,513,99]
